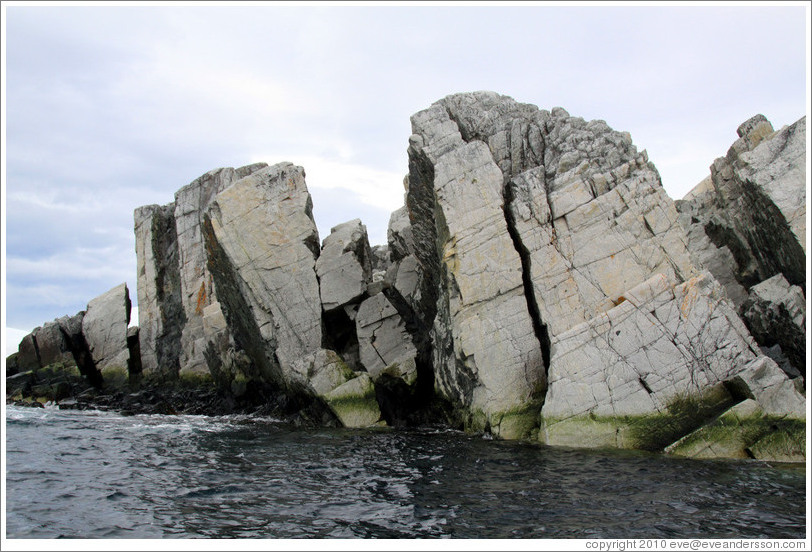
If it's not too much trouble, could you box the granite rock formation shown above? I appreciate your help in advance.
[6,92,806,462]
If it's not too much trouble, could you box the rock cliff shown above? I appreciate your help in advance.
[6,92,806,462]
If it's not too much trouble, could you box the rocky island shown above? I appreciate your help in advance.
[6,92,806,463]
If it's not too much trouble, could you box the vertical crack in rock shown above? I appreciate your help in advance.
[503,170,551,380]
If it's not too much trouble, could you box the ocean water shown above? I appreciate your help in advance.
[4,405,806,539]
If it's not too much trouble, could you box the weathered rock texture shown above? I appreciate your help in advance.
[676,115,806,379]
[82,283,132,374]
[404,92,805,452]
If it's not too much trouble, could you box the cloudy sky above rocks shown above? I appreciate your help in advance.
[2,2,808,355]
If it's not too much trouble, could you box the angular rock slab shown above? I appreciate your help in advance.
[174,163,267,376]
[356,292,418,386]
[290,349,383,428]
[203,162,322,388]
[316,218,372,312]
[134,202,183,377]
[82,283,132,374]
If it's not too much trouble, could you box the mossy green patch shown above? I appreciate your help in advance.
[178,371,214,388]
[542,387,736,451]
[491,405,542,440]
[324,374,382,428]
[101,365,131,391]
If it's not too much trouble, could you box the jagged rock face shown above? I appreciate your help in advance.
[741,274,806,378]
[316,219,372,313]
[676,115,807,380]
[82,283,132,374]
[203,162,322,391]
[677,116,806,299]
[406,92,799,447]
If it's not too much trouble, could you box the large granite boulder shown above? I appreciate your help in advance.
[202,162,323,392]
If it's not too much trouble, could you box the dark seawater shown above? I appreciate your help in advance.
[4,405,806,539]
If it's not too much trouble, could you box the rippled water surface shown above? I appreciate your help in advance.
[4,405,806,538]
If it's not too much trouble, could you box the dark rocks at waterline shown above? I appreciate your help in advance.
[6,92,806,462]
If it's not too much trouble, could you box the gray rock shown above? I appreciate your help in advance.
[370,245,391,273]
[740,274,806,377]
[316,219,372,312]
[356,293,418,385]
[134,203,183,377]
[676,115,806,301]
[134,163,267,380]
[289,349,383,428]
[81,283,132,374]
[174,163,267,377]
[407,95,546,438]
[203,162,322,389]
[725,356,806,418]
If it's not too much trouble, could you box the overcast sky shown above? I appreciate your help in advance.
[2,2,808,356]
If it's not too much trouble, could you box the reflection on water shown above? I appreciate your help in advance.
[5,406,806,538]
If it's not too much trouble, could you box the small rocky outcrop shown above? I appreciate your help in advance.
[7,283,136,403]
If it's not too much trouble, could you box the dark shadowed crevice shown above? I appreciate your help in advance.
[321,307,362,371]
[60,324,103,389]
[151,204,185,379]
[503,182,551,383]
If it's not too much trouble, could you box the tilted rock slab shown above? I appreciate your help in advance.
[175,164,267,376]
[316,218,372,313]
[203,162,323,391]
[82,282,132,375]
